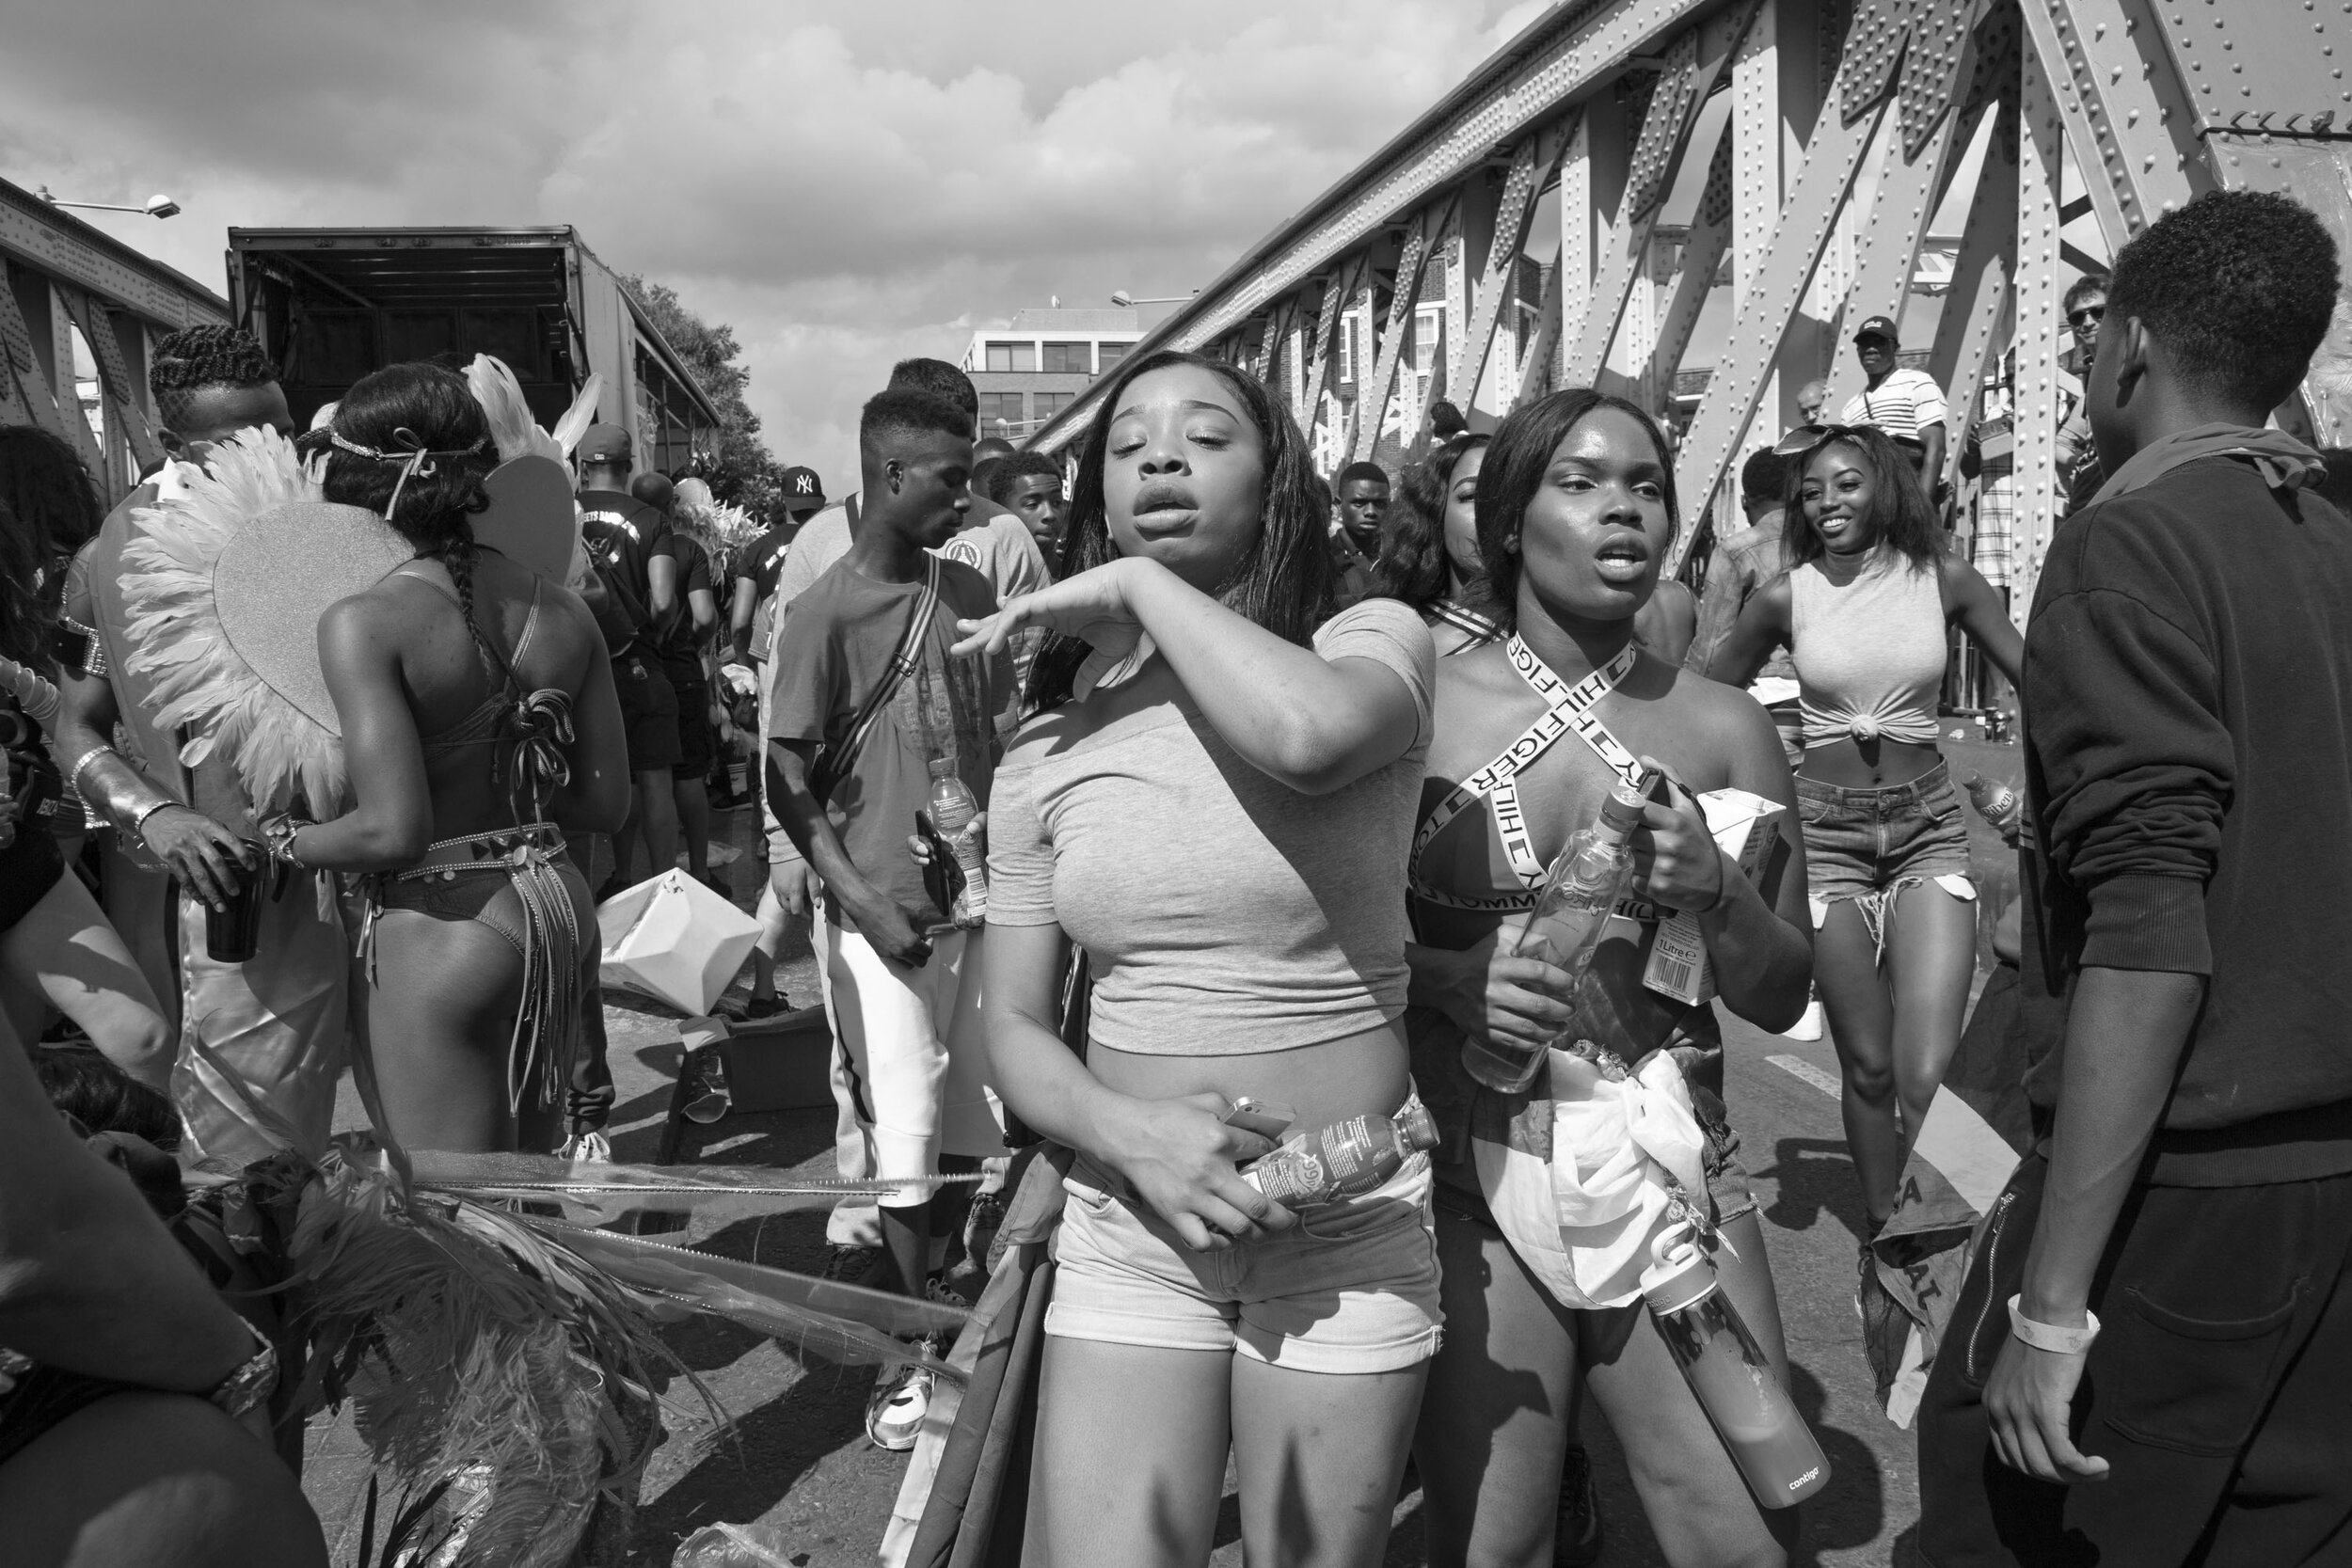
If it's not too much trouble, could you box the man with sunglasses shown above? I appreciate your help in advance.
[1841,314,1947,487]
[2058,274,2109,510]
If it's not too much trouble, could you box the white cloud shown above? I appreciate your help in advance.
[2,0,1536,489]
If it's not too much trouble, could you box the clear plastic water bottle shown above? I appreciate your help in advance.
[927,756,989,927]
[1644,1229,1831,1508]
[1242,1103,1440,1206]
[1963,772,2022,836]
[1460,779,1650,1093]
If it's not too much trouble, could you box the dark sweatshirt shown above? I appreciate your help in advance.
[2019,454,2352,1186]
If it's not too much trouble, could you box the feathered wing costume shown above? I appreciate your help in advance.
[114,430,371,1165]
[112,388,972,1568]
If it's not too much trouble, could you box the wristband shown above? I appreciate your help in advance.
[261,815,310,869]
[2008,1294,2100,1354]
[130,798,177,836]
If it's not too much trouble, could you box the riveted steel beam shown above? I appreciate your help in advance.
[0,275,75,447]
[1448,136,1558,421]
[1821,0,1987,414]
[2010,38,2067,632]
[2017,0,2210,250]
[1349,199,1455,465]
[1672,42,1898,573]
[57,283,162,478]
[1300,255,1361,436]
[1650,128,1736,403]
[1031,0,1721,451]
[1564,8,1756,390]
[1930,102,2019,504]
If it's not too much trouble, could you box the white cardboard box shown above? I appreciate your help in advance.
[1642,788,1790,1005]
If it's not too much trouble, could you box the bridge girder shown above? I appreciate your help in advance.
[1035,0,2352,632]
[0,174,230,504]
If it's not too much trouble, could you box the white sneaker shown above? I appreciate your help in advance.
[866,1356,935,1451]
[1783,999,1824,1041]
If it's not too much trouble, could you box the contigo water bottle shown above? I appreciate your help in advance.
[1460,778,1650,1093]
[1643,1227,1831,1508]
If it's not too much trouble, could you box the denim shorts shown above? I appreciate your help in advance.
[1797,759,1975,924]
[1048,1143,1445,1375]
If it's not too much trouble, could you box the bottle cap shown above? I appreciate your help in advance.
[1394,1101,1440,1153]
[928,754,961,778]
[1641,1249,1720,1316]
[1599,784,1647,833]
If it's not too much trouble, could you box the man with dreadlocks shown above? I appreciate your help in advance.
[53,325,354,1164]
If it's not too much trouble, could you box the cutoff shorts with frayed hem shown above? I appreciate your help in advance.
[1797,759,1975,949]
[1047,1144,1445,1375]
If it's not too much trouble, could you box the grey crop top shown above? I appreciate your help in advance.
[984,597,1435,1055]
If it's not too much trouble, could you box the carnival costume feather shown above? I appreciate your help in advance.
[110,406,976,1564]
[117,428,411,818]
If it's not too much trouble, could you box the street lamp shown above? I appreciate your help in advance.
[38,186,180,219]
[1109,289,1199,307]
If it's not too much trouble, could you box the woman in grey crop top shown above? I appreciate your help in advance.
[956,350,1437,1567]
[1708,424,2023,1239]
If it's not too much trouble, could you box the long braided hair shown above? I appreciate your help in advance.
[309,362,499,657]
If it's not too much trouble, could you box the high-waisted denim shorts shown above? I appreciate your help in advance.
[1796,759,1976,943]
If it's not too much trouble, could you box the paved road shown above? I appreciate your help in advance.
[303,739,2025,1565]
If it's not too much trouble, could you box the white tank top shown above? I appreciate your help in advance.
[1788,552,1947,747]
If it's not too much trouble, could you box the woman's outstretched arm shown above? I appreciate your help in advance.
[956,556,1427,795]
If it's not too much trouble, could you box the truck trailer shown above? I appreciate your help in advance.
[225,226,720,474]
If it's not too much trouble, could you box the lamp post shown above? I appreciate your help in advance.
[1109,290,1198,307]
[37,187,180,219]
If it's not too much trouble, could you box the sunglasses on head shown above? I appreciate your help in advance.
[1772,422,1870,458]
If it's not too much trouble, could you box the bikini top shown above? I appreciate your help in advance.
[394,564,576,821]
[1406,635,1656,925]
[1788,552,1946,747]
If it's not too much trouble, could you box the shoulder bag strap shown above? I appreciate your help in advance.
[810,556,942,802]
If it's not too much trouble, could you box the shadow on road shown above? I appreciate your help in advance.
[1759,1137,1875,1243]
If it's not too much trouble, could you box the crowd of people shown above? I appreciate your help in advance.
[0,184,2346,1568]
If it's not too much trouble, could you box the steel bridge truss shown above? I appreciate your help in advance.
[0,175,230,507]
[1036,0,2352,627]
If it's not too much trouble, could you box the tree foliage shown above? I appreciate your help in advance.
[621,274,787,521]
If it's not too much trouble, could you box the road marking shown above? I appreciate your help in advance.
[1767,1053,1843,1100]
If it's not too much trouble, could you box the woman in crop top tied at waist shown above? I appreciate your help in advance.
[960,349,1436,1567]
[1709,424,2021,1235]
[1404,390,1815,1566]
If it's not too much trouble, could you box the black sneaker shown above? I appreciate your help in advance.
[1556,1442,1604,1566]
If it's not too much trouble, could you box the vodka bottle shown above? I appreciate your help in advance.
[1460,780,1649,1092]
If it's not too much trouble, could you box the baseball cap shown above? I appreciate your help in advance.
[779,466,825,506]
[1851,315,1899,344]
[578,423,633,464]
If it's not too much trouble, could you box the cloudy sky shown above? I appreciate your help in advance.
[3,0,1551,487]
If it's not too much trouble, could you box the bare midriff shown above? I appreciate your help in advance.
[1801,734,1944,789]
[1088,1019,1413,1132]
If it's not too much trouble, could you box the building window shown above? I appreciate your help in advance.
[1339,316,1359,383]
[984,341,1035,372]
[1041,341,1089,373]
[1034,391,1076,424]
[1097,341,1132,373]
[1410,307,1443,376]
[977,392,1025,435]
